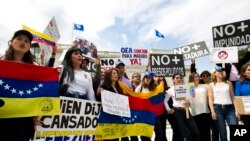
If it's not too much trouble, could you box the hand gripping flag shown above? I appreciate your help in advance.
[155,29,165,38]
[0,60,60,118]
[95,82,165,139]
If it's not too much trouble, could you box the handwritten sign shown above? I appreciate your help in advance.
[242,97,250,112]
[101,90,131,117]
[174,84,188,100]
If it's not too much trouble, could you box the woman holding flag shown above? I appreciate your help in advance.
[99,68,129,141]
[135,71,163,141]
[0,29,41,141]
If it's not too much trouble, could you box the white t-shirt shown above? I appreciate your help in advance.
[164,86,188,110]
[189,84,210,116]
[212,82,232,105]
[62,69,96,101]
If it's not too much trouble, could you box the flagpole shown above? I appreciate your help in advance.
[155,35,157,49]
[71,22,74,42]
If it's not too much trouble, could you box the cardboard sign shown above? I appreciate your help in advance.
[43,16,61,42]
[212,19,250,47]
[174,84,188,100]
[172,41,210,60]
[235,96,250,115]
[150,54,185,77]
[210,47,238,63]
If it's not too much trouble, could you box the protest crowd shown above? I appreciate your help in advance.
[0,19,250,141]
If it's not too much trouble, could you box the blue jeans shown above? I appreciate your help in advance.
[67,92,87,99]
[214,105,238,141]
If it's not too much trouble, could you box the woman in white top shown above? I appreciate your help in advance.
[0,30,40,141]
[60,47,96,100]
[208,66,239,141]
[164,73,200,141]
[188,72,210,141]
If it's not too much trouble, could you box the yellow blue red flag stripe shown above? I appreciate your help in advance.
[0,60,60,118]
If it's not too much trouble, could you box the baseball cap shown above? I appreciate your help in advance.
[144,71,154,78]
[212,65,224,73]
[13,30,33,43]
[115,60,125,67]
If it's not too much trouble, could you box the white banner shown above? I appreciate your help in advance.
[101,90,131,117]
[120,47,148,65]
[34,97,101,141]
[210,47,238,63]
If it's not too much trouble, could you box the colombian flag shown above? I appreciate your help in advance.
[0,60,60,118]
[95,82,165,139]
[22,25,56,49]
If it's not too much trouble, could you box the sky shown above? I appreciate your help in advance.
[0,0,249,73]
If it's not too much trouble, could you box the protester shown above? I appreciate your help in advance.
[235,61,250,125]
[94,66,106,101]
[208,66,239,141]
[0,29,41,141]
[60,47,96,100]
[164,73,200,141]
[156,76,169,141]
[135,71,163,141]
[99,68,129,141]
[190,58,218,141]
[131,72,141,91]
[191,58,212,84]
[115,60,132,89]
[188,72,211,141]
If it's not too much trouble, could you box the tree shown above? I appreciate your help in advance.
[238,44,249,59]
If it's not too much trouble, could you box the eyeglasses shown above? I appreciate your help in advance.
[175,77,181,79]
[202,74,210,78]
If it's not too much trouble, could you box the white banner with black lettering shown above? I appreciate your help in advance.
[34,97,101,141]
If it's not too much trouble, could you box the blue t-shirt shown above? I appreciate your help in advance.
[235,79,250,96]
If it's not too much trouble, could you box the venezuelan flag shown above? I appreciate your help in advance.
[22,25,56,49]
[0,60,60,118]
[95,89,165,139]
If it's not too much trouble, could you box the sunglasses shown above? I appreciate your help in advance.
[202,74,210,78]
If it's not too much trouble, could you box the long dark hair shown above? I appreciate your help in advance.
[4,39,34,64]
[101,68,123,94]
[61,47,82,82]
[142,76,157,91]
[157,76,169,91]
